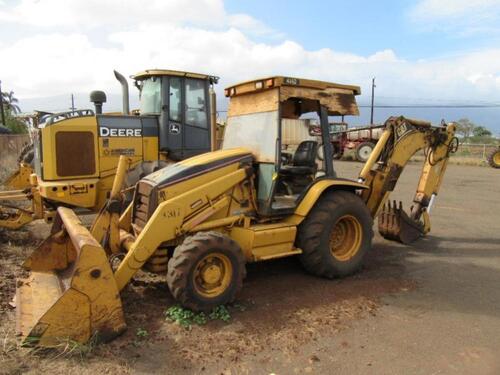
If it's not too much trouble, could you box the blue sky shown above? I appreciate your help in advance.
[226,0,500,58]
[1,0,499,132]
[227,0,416,56]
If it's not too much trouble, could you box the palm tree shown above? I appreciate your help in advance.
[2,90,21,114]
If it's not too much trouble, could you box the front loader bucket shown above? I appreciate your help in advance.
[16,206,126,347]
[0,190,35,230]
[4,164,32,190]
[378,201,424,244]
[0,205,34,230]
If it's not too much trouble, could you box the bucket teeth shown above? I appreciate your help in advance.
[378,200,424,244]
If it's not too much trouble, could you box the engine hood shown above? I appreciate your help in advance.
[143,147,253,189]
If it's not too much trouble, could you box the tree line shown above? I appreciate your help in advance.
[1,90,27,134]
[454,118,498,144]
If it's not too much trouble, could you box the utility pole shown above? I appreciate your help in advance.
[370,77,376,125]
[0,80,5,126]
[70,94,76,112]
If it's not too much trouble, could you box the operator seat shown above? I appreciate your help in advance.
[280,140,318,176]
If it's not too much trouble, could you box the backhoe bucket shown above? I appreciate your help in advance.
[16,206,126,347]
[378,201,424,244]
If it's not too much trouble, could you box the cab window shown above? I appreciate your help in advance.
[139,77,161,114]
[185,79,207,128]
[169,77,182,122]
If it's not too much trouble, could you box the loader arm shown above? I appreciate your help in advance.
[113,166,250,290]
[358,116,457,243]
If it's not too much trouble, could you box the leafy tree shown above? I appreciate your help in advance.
[1,89,26,133]
[4,109,27,134]
[472,126,492,138]
[455,118,475,140]
[2,90,21,114]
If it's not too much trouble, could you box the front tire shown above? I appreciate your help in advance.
[167,231,246,311]
[297,191,373,278]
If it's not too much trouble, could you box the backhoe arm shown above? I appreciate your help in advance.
[358,116,457,243]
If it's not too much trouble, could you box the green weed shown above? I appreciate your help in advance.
[136,327,148,338]
[164,304,233,329]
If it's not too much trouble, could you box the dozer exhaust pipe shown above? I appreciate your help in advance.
[114,70,130,115]
[210,86,217,151]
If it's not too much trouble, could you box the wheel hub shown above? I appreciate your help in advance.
[193,253,232,298]
[359,146,372,159]
[202,264,222,284]
[329,215,362,261]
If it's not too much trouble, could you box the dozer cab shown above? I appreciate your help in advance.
[1,69,220,229]
[15,76,457,346]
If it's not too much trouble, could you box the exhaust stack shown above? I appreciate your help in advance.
[210,86,217,151]
[113,70,130,115]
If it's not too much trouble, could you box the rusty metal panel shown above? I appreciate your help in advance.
[55,131,95,177]
[280,86,359,116]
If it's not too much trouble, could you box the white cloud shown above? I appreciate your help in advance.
[0,0,499,109]
[227,13,283,38]
[0,0,226,28]
[411,0,500,18]
[410,0,500,35]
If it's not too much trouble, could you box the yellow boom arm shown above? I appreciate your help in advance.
[358,116,457,243]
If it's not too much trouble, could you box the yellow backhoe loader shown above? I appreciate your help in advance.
[14,76,457,346]
[1,69,220,230]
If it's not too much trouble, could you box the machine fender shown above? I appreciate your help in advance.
[289,179,368,224]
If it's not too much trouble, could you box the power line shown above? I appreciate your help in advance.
[359,104,500,108]
[376,95,499,103]
[217,103,500,113]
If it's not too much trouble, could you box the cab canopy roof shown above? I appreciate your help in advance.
[225,76,361,117]
[132,69,219,84]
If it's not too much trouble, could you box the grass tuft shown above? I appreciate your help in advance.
[164,304,232,329]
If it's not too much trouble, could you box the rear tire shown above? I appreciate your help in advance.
[297,191,373,278]
[167,231,246,311]
[487,148,500,168]
[355,142,375,162]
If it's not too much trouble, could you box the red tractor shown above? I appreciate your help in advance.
[311,122,383,162]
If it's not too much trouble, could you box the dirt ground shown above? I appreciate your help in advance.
[0,161,499,375]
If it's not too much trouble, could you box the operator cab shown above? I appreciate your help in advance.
[133,70,219,161]
[222,76,360,216]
